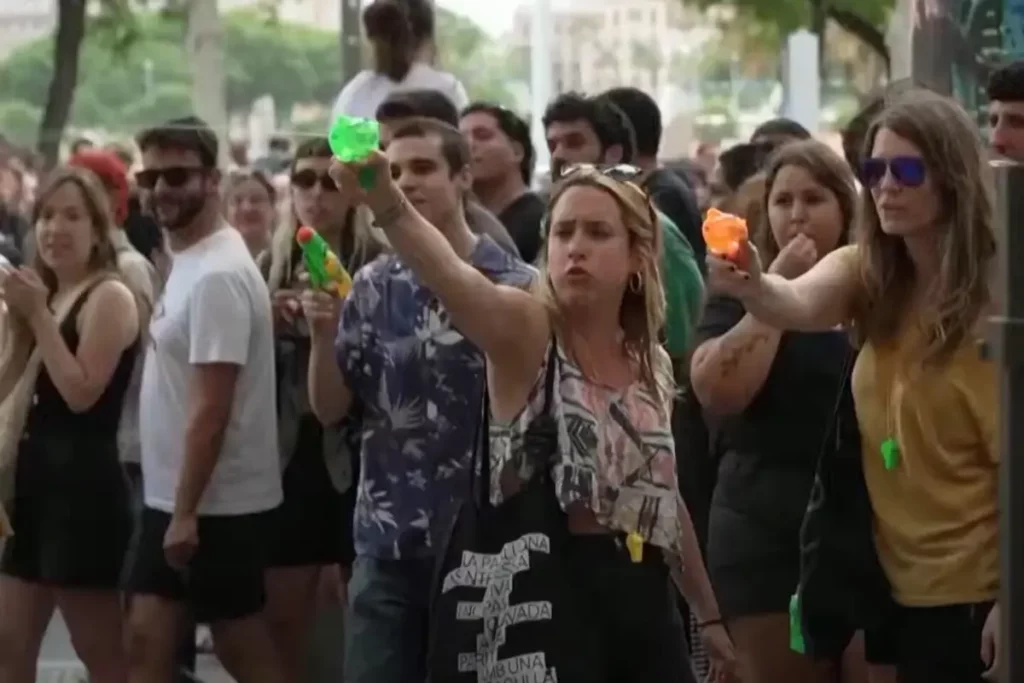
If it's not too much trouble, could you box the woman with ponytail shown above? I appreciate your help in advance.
[330,0,468,121]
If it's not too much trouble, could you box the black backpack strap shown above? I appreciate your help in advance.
[814,346,857,468]
[473,339,558,509]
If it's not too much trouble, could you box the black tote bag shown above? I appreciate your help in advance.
[427,345,601,683]
[792,349,896,658]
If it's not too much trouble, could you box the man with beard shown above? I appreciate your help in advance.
[124,116,284,683]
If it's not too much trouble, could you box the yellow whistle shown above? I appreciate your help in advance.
[626,531,644,563]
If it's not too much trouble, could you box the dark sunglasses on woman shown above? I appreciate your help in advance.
[859,156,926,188]
[290,169,338,192]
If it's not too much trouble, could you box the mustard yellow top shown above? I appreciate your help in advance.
[851,321,998,607]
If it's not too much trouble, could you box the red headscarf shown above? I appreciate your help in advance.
[68,149,130,225]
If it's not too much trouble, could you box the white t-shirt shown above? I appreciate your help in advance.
[140,227,281,516]
[331,63,469,121]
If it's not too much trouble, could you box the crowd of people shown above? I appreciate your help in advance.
[0,0,1021,682]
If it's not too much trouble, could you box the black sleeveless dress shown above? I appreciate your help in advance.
[0,283,137,588]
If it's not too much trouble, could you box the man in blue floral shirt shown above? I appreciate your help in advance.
[303,118,535,683]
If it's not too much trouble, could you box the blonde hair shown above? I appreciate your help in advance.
[534,168,672,405]
[266,205,386,293]
[267,137,389,291]
[854,90,996,363]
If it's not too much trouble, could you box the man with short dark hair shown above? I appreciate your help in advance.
[376,90,461,147]
[602,86,705,268]
[374,89,520,256]
[542,91,636,178]
[749,117,811,146]
[460,102,544,262]
[125,115,284,683]
[988,60,1024,160]
[305,116,534,683]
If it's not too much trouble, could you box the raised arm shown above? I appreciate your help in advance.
[709,243,860,332]
[692,237,822,414]
[330,153,549,382]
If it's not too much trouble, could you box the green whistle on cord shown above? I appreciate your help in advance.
[789,592,806,654]
[881,437,900,471]
[328,115,380,190]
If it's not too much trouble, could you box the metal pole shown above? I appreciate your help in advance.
[991,159,1024,683]
[530,0,553,173]
[340,0,363,84]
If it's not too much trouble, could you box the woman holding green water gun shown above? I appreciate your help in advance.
[256,136,387,683]
[322,124,737,682]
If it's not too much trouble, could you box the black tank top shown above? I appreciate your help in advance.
[20,281,139,490]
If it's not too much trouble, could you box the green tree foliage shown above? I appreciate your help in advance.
[0,7,517,149]
[692,0,895,68]
[435,10,517,107]
[0,101,41,147]
[0,9,338,144]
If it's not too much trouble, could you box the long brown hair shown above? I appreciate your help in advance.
[854,90,996,363]
[755,140,858,265]
[31,167,119,293]
[534,169,671,405]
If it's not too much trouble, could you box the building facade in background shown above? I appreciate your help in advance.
[0,0,56,60]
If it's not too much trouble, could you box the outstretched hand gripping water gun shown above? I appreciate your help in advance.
[296,226,352,298]
[702,207,749,262]
[328,115,381,190]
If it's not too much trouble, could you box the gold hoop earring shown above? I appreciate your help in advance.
[629,271,643,294]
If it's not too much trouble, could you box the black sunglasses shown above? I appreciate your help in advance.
[135,166,206,190]
[290,169,338,192]
[859,156,927,188]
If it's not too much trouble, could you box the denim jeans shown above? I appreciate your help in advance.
[343,555,435,683]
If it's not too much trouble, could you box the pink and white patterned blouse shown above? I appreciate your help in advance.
[489,343,684,557]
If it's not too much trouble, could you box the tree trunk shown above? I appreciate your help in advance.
[340,0,362,84]
[827,7,891,75]
[37,0,88,169]
[187,0,229,168]
[810,0,828,77]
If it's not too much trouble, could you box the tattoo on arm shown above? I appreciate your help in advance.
[716,332,771,379]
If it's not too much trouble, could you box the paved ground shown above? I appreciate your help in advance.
[39,607,345,683]
[39,615,232,683]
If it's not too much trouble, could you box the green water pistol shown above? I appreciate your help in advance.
[328,115,380,189]
[296,226,352,297]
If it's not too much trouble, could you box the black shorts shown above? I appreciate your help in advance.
[266,422,350,568]
[123,507,272,624]
[862,601,993,680]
